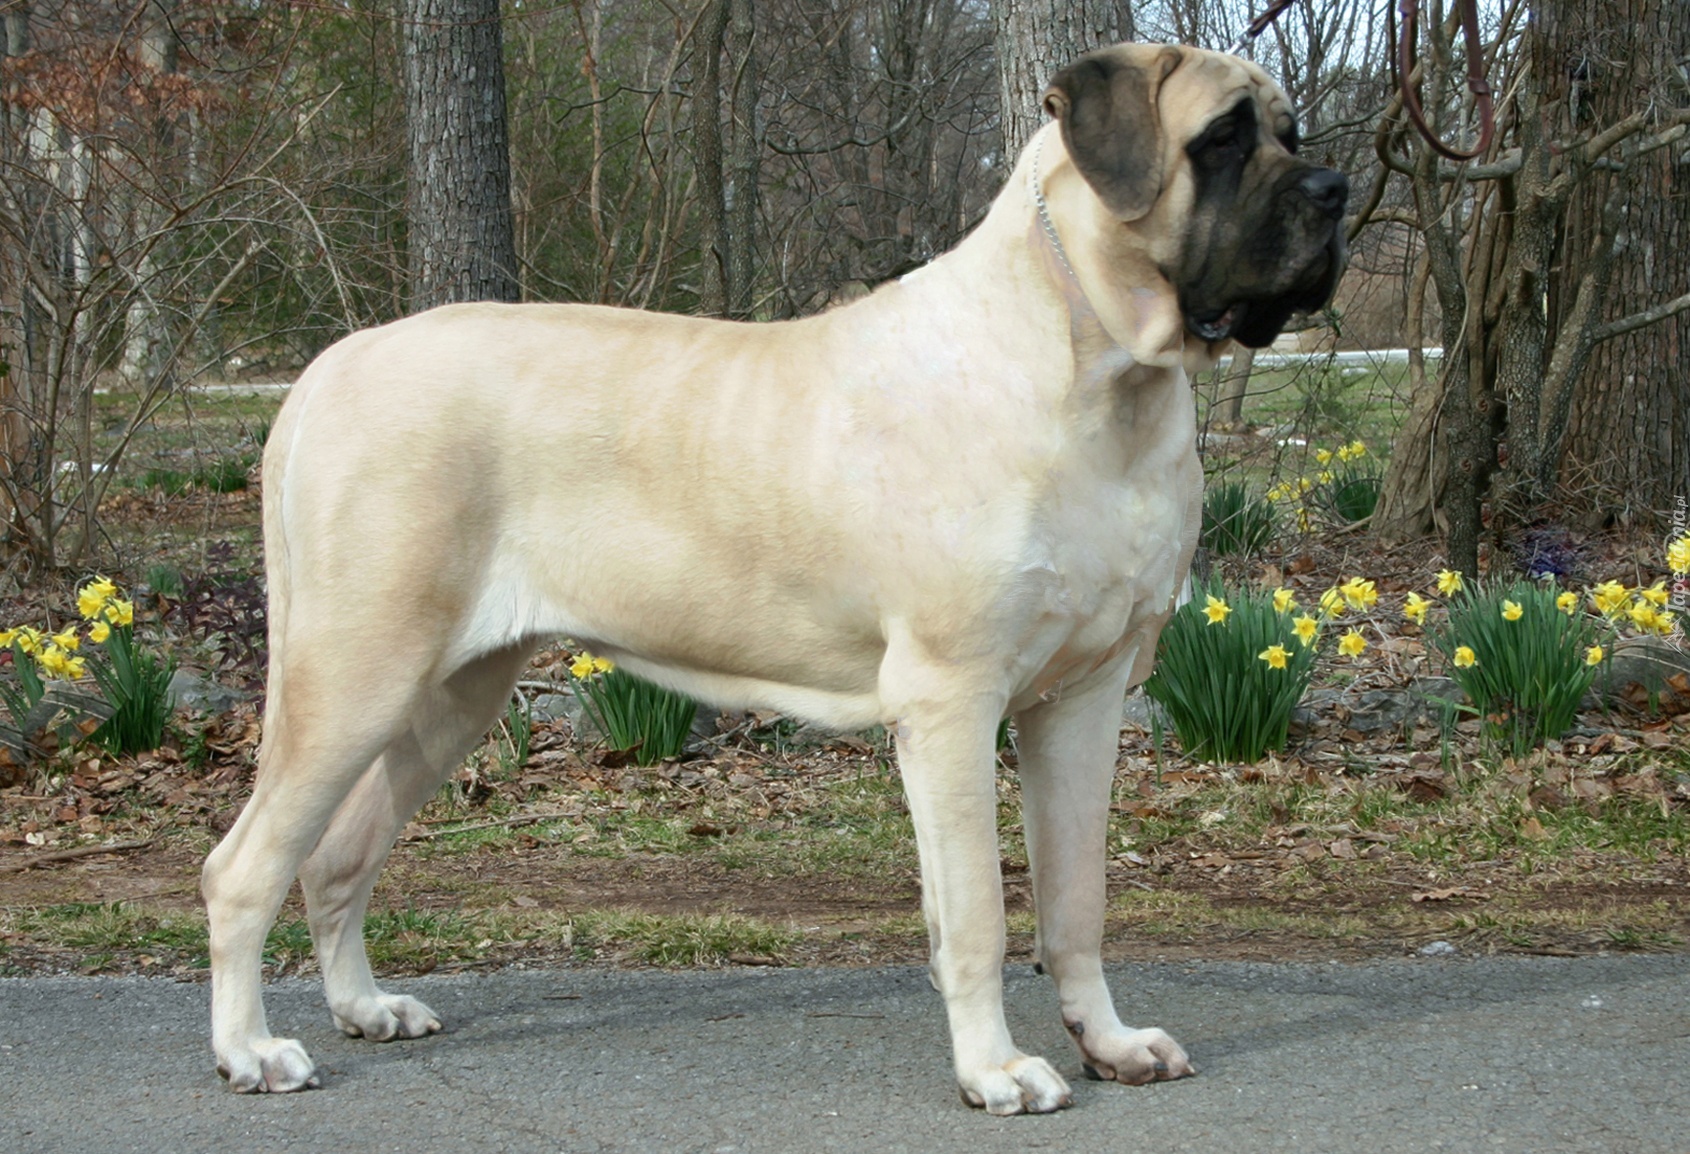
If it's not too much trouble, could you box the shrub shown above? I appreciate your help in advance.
[567,652,698,766]
[1144,579,1321,763]
[1426,575,1607,759]
[1201,481,1276,556]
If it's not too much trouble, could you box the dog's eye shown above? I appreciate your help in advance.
[1278,123,1301,154]
[1205,119,1241,150]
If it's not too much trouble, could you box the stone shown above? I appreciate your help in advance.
[166,670,247,715]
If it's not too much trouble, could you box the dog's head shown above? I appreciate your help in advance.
[1041,44,1347,353]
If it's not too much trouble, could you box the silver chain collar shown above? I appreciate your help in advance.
[1030,133,1080,283]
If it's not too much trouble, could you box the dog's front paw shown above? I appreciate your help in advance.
[217,1036,320,1093]
[959,1054,1073,1115]
[332,993,443,1041]
[1071,1023,1195,1085]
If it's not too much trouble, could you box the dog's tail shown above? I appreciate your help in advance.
[255,356,324,774]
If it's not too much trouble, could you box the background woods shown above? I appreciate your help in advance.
[0,0,1685,578]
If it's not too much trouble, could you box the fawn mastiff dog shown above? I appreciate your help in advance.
[203,42,1346,1113]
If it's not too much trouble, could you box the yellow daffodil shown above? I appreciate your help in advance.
[1627,601,1659,632]
[50,626,80,651]
[1556,590,1579,615]
[1347,440,1367,458]
[569,654,598,678]
[1292,614,1319,647]
[1203,595,1231,626]
[1501,600,1523,622]
[36,645,81,679]
[1297,477,1313,494]
[1436,569,1464,596]
[1590,580,1629,617]
[1585,645,1604,666]
[1315,448,1333,465]
[107,599,134,628]
[1453,645,1477,668]
[1258,644,1291,670]
[1337,629,1367,658]
[1272,587,1297,613]
[0,627,16,648]
[77,576,118,619]
[1316,470,1334,485]
[1638,581,1669,607]
[1403,592,1430,625]
[1265,485,1284,503]
[1318,587,1345,618]
[89,620,111,644]
[14,626,43,655]
[592,655,614,674]
[1297,507,1312,532]
[1653,611,1677,636]
[1336,444,1355,462]
[1339,577,1379,611]
[1669,534,1690,576]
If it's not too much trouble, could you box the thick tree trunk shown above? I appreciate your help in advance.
[992,0,1133,161]
[1549,0,1690,527]
[402,0,520,309]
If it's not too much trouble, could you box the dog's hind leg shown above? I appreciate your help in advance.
[298,645,532,1043]
[202,656,417,1092]
[1014,652,1195,1087]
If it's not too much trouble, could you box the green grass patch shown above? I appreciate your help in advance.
[568,910,798,965]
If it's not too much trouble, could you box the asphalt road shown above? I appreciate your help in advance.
[2,955,1686,1154]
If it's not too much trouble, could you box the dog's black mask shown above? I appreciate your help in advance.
[1172,98,1348,348]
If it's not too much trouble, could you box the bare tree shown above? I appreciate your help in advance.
[1369,0,1690,570]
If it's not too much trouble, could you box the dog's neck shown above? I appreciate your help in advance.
[1012,125,1221,380]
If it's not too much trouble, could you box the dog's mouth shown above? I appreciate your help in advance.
[1186,303,1243,343]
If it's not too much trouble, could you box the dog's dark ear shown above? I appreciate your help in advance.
[1042,47,1181,222]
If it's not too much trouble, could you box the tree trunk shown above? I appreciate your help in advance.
[1549,0,1690,528]
[0,0,31,553]
[402,0,520,309]
[725,0,759,317]
[120,0,178,385]
[1213,346,1255,430]
[992,0,1134,161]
[692,0,758,319]
[692,0,730,317]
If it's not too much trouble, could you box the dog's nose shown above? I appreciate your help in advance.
[1297,168,1349,219]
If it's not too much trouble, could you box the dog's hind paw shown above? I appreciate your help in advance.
[959,1054,1073,1116]
[332,993,443,1042]
[217,1036,320,1093]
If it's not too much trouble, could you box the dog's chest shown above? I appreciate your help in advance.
[1002,382,1198,685]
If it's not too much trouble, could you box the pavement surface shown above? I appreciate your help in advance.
[2,955,1687,1153]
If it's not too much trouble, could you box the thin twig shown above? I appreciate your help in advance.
[0,838,155,873]
[399,814,565,842]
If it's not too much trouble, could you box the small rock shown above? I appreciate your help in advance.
[527,693,582,725]
[1121,690,1169,730]
[167,670,248,715]
[1418,940,1458,957]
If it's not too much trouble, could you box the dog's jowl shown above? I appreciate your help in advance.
[202,42,1346,1113]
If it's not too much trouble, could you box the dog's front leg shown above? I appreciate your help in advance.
[1014,656,1196,1086]
[892,677,1073,1115]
